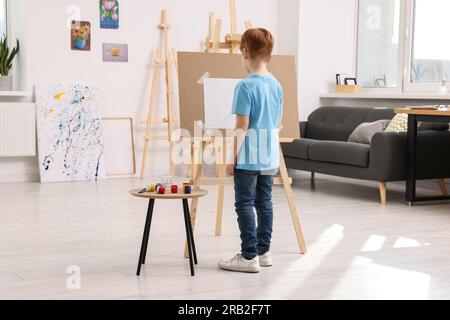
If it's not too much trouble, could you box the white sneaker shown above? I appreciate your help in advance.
[259,252,273,267]
[218,254,261,273]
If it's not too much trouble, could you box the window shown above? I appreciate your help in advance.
[356,0,450,92]
[356,0,402,88]
[0,0,6,37]
[410,0,450,84]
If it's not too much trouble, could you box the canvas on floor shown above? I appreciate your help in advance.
[36,84,106,183]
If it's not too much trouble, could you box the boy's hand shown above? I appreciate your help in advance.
[226,164,235,176]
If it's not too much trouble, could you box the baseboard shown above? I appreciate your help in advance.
[0,173,40,184]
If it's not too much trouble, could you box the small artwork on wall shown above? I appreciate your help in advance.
[103,43,128,62]
[71,21,91,51]
[100,0,120,29]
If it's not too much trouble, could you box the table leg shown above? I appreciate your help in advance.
[182,199,195,276]
[136,199,155,276]
[183,199,198,265]
[406,115,417,204]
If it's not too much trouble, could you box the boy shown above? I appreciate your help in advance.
[218,28,283,273]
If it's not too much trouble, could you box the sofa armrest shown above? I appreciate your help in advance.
[369,130,450,181]
[368,132,407,181]
[300,121,308,138]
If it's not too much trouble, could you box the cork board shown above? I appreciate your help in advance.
[178,52,300,139]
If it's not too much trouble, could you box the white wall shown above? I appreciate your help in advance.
[278,0,300,57]
[298,0,357,120]
[2,0,363,182]
[1,0,283,183]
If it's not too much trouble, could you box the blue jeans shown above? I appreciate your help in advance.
[234,168,276,260]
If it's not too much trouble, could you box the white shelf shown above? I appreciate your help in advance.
[0,91,32,97]
[320,93,450,100]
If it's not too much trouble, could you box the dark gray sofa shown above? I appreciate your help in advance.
[282,106,450,203]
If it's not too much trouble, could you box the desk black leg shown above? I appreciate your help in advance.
[182,199,195,276]
[406,115,417,204]
[142,199,155,264]
[136,199,155,276]
[183,199,198,265]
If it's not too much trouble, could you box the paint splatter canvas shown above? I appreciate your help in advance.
[100,0,119,29]
[36,84,106,183]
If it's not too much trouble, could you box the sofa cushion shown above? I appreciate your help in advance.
[348,120,391,144]
[309,141,370,167]
[282,139,316,160]
[307,107,371,141]
[385,113,408,132]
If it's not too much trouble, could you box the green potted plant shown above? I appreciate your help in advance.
[0,36,20,91]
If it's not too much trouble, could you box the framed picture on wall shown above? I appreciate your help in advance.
[100,0,120,29]
[344,77,357,85]
[102,43,128,62]
[71,21,91,51]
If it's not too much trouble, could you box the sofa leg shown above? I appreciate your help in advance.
[311,172,315,181]
[379,182,387,205]
[438,179,448,195]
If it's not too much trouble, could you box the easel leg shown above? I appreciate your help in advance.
[279,146,307,254]
[189,141,197,178]
[140,48,161,180]
[140,140,150,179]
[215,140,226,236]
[214,142,221,177]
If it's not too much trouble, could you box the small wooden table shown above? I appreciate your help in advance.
[395,107,450,205]
[130,188,208,276]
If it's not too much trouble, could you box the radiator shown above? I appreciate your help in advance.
[0,103,36,157]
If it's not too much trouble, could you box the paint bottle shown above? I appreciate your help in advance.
[171,185,178,194]
[158,187,166,194]
[184,186,192,195]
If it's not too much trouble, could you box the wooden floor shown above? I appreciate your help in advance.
[1,172,450,300]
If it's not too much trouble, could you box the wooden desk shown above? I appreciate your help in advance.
[130,189,208,276]
[395,108,450,205]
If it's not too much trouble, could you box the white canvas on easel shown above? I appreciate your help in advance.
[203,78,241,129]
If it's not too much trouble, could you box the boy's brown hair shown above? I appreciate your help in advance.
[240,28,274,62]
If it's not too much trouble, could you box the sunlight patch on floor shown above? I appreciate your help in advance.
[263,224,345,298]
[393,237,422,249]
[331,261,431,299]
[360,235,386,252]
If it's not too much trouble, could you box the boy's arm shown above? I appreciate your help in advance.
[228,82,252,175]
[227,115,249,176]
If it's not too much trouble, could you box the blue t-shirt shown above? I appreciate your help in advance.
[231,73,283,171]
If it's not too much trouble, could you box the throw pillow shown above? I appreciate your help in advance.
[385,113,409,132]
[348,120,391,144]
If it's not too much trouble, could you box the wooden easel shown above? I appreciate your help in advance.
[205,0,252,54]
[183,1,307,257]
[186,138,307,256]
[140,9,178,179]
